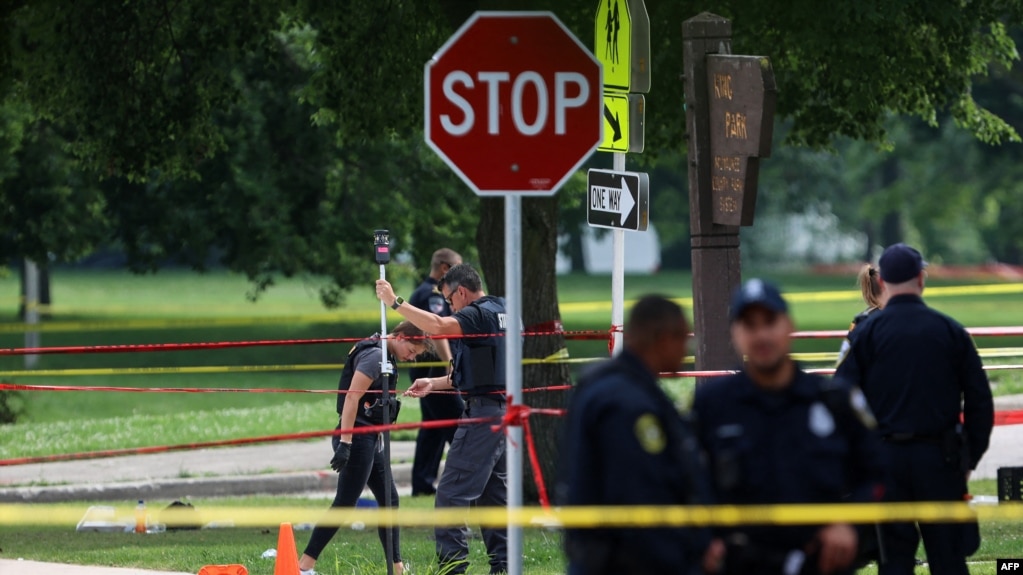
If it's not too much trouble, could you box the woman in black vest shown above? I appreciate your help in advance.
[299,321,431,575]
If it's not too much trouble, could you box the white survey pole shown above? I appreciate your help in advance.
[610,152,626,356]
[504,194,524,575]
[378,261,395,575]
[379,262,395,575]
[24,259,40,369]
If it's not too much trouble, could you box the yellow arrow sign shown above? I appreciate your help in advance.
[599,93,645,153]
[600,94,629,151]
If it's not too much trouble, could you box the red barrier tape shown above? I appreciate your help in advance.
[0,325,1018,356]
[995,410,1023,426]
[0,330,616,357]
[0,416,496,467]
[788,327,1023,340]
[491,398,567,509]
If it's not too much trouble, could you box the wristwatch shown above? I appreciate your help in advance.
[391,296,405,310]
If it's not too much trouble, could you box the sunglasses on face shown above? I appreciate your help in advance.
[441,283,460,305]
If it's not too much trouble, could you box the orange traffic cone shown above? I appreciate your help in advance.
[198,566,248,575]
[273,522,300,575]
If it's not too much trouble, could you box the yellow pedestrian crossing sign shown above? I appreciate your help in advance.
[599,93,645,153]
[594,0,651,93]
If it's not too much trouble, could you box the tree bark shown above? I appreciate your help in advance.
[477,197,570,503]
[878,157,904,247]
[566,226,587,272]
[861,220,875,263]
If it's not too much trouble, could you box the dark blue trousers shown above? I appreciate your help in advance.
[411,392,465,495]
[435,397,508,574]
[878,442,976,575]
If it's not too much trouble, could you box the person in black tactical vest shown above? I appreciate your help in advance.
[836,244,994,575]
[376,263,509,575]
[560,295,724,575]
[298,321,431,575]
[408,248,464,496]
[693,279,889,575]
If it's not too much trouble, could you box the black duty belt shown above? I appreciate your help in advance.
[466,394,506,405]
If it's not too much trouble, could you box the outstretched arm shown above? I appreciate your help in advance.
[376,280,462,335]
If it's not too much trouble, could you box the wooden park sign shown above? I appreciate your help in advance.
[707,55,776,226]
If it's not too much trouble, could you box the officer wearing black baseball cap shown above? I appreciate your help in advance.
[693,279,887,575]
[836,244,993,575]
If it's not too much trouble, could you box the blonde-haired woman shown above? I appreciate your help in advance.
[850,263,885,330]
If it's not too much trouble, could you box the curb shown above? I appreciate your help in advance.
[0,464,417,503]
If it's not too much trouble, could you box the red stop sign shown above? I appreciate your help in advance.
[425,12,602,196]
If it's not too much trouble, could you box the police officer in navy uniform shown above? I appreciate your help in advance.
[693,279,888,575]
[560,295,724,575]
[376,263,509,574]
[408,248,465,496]
[835,244,994,575]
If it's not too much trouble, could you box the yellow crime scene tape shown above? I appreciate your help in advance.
[2,501,1022,528]
[1,283,1022,334]
[559,282,1023,314]
[2,347,1021,378]
[0,314,349,334]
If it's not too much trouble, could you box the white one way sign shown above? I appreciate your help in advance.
[586,168,650,231]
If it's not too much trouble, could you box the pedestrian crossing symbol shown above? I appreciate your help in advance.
[595,0,632,91]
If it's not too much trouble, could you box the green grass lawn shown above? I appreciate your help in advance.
[0,495,568,575]
[0,269,1022,460]
[0,484,1020,574]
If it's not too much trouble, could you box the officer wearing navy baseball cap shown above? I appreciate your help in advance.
[837,244,993,574]
[728,277,789,321]
[694,278,887,575]
[877,243,927,284]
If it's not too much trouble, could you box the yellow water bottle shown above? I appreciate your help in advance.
[134,500,146,534]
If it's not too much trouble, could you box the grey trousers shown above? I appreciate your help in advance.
[435,397,508,574]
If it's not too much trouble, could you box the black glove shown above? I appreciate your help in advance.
[330,441,352,472]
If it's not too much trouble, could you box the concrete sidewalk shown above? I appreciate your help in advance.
[0,559,192,575]
[0,440,421,503]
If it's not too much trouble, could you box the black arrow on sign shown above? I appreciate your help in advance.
[603,104,622,142]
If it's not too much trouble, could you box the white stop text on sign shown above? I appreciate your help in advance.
[439,71,591,136]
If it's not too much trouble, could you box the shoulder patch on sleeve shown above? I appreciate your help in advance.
[849,386,878,429]
[428,294,446,315]
[635,413,666,455]
[836,338,852,368]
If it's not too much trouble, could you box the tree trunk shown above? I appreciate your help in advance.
[477,196,570,503]
[861,220,875,263]
[566,225,587,272]
[878,157,904,247]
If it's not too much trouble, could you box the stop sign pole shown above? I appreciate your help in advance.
[425,12,601,575]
